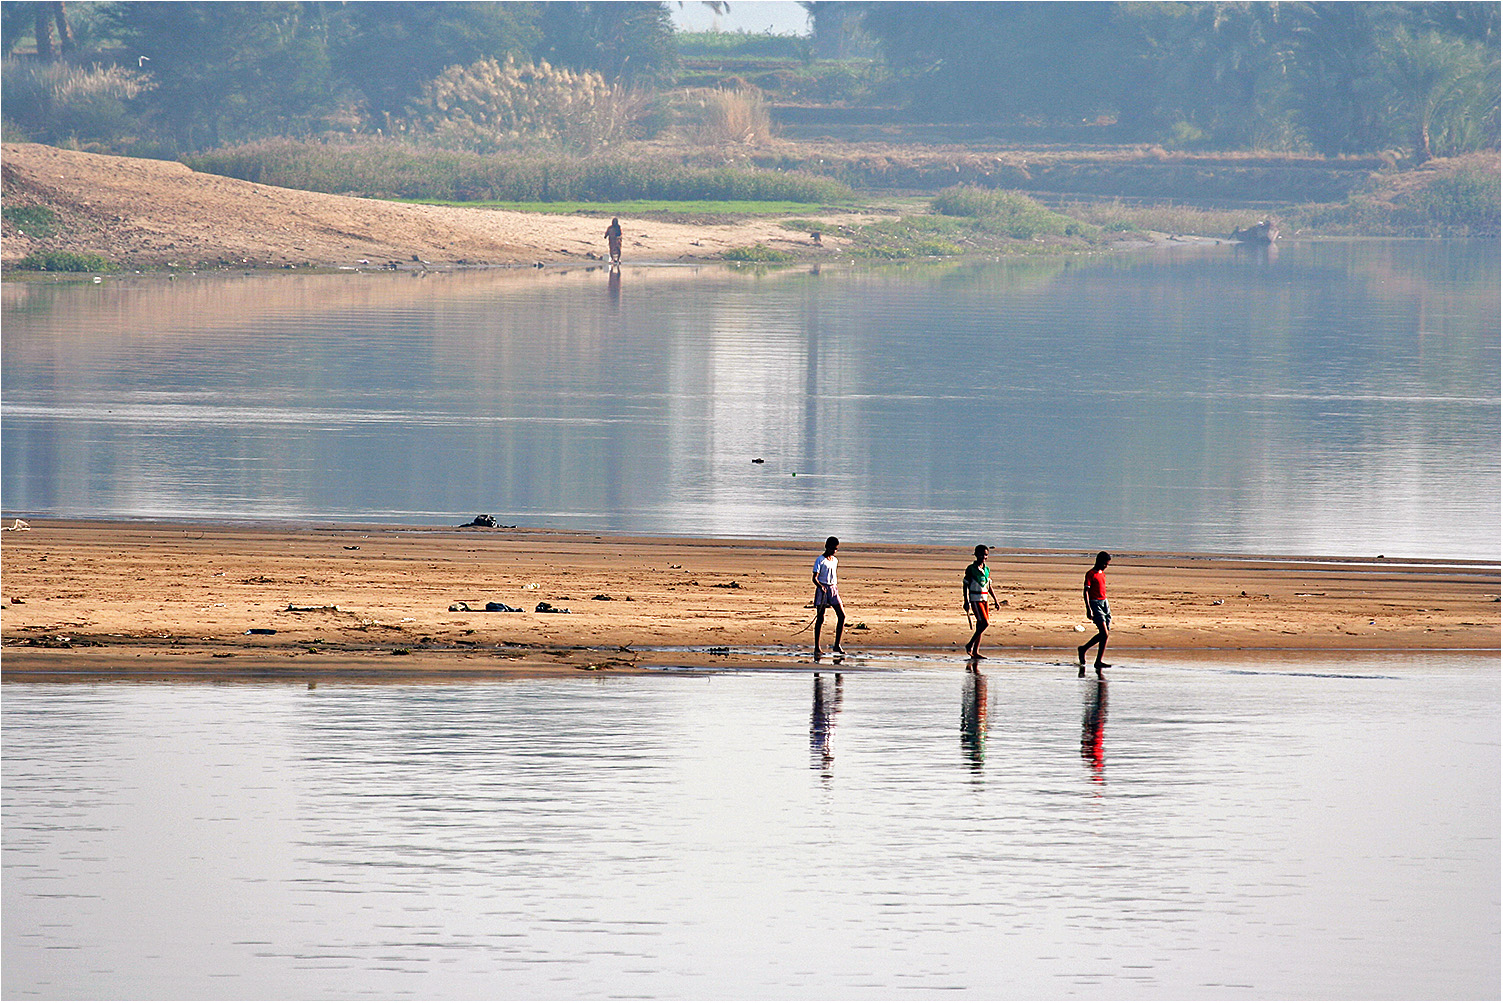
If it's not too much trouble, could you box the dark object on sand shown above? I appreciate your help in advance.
[1231,221,1278,244]
[447,600,523,612]
[535,601,571,613]
[464,514,497,528]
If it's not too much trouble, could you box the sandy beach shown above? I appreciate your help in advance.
[1,143,865,270]
[1,519,1495,681]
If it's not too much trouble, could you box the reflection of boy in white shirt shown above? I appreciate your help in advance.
[812,536,845,656]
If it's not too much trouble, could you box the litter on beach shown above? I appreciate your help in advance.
[448,600,524,612]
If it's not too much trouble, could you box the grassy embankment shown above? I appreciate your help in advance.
[191,139,1500,250]
[9,137,1497,273]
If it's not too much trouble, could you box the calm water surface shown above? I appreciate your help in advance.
[3,240,1497,558]
[4,655,1498,999]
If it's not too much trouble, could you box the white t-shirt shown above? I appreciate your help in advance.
[813,554,837,587]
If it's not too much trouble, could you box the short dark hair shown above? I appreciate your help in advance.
[825,536,840,552]
[974,544,989,558]
[1096,550,1111,566]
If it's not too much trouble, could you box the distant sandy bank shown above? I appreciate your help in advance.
[1,520,1495,681]
[1,143,863,270]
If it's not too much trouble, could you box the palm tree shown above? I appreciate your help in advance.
[1383,27,1493,161]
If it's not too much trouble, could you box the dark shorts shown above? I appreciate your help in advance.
[815,585,841,609]
[1088,598,1111,629]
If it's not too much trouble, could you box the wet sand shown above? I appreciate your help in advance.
[1,520,1496,681]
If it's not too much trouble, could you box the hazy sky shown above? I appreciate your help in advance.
[669,1,809,35]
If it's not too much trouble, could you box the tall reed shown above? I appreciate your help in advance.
[411,57,649,155]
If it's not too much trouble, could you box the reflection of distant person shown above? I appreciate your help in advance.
[1082,677,1107,782]
[604,216,623,266]
[1077,551,1112,676]
[812,536,845,657]
[963,544,999,659]
[810,672,844,775]
[961,668,988,769]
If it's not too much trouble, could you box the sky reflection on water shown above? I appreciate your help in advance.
[3,654,1497,999]
[2,240,1497,558]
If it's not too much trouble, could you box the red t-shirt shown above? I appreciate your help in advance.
[1084,567,1107,600]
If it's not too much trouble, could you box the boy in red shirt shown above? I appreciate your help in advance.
[1078,551,1111,677]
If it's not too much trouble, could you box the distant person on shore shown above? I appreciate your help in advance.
[1078,551,1112,676]
[812,536,845,657]
[963,544,999,660]
[604,217,623,266]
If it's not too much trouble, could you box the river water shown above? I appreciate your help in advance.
[3,241,1498,998]
[2,239,1497,558]
[3,655,1498,999]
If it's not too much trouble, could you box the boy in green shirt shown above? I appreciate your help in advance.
[963,544,999,659]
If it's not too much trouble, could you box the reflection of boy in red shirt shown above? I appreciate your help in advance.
[1078,551,1112,676]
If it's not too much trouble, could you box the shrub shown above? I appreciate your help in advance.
[853,237,964,258]
[2,205,61,237]
[672,87,773,145]
[723,243,795,261]
[931,186,1080,239]
[14,251,116,272]
[931,186,1011,218]
[1406,167,1500,235]
[0,58,153,147]
[1290,163,1502,237]
[676,31,809,60]
[1060,199,1246,238]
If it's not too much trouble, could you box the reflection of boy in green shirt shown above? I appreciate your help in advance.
[963,544,998,660]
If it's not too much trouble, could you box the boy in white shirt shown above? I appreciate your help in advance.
[812,536,845,657]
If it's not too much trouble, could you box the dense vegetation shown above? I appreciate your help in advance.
[3,1,1496,162]
[860,2,1498,159]
[1,1,1497,248]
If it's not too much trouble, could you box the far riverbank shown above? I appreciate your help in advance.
[4,142,1496,274]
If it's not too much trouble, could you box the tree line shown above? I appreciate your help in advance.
[2,1,680,151]
[853,1,1499,160]
[1,1,1498,162]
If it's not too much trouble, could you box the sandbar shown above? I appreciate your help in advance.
[1,519,1496,682]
